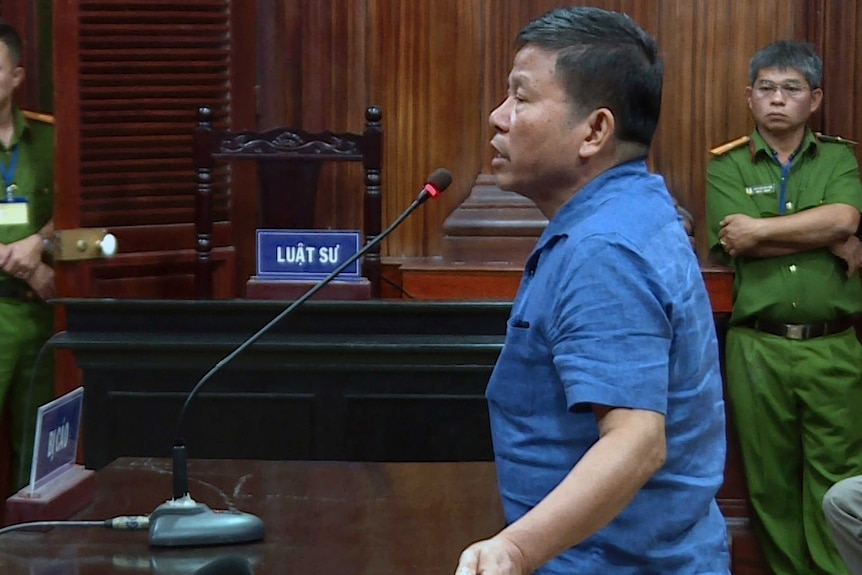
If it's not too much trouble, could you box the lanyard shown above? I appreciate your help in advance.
[771,149,797,215]
[1,146,18,201]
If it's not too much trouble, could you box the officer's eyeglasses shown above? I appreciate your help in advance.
[752,81,810,99]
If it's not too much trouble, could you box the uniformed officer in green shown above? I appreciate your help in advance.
[707,40,862,575]
[0,22,56,494]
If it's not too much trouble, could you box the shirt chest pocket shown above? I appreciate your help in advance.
[486,320,556,417]
[746,184,780,217]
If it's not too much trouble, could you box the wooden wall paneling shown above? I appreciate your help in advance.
[366,0,485,257]
[479,0,539,174]
[255,0,303,129]
[414,0,484,257]
[653,0,703,251]
[288,0,368,244]
[799,0,824,136]
[818,0,862,166]
[226,0,258,294]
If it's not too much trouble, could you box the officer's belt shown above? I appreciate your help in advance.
[0,280,39,302]
[742,316,856,340]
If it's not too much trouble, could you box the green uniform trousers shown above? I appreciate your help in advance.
[0,298,54,494]
[726,326,862,575]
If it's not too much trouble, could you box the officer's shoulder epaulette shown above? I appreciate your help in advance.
[21,109,54,125]
[709,135,750,156]
[815,132,857,146]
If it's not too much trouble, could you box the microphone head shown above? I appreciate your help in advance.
[427,168,453,193]
[418,168,453,203]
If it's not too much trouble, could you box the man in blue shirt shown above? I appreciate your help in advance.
[455,7,729,574]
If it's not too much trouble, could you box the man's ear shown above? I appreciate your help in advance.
[578,108,614,159]
[809,87,823,115]
[12,66,24,90]
[744,86,752,110]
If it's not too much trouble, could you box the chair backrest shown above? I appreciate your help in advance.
[193,106,383,298]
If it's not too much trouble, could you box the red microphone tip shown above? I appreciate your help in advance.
[422,168,453,200]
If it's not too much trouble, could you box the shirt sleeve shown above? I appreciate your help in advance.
[705,154,753,263]
[547,237,672,415]
[822,145,862,211]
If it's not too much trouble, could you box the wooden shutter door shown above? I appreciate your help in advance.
[53,0,255,300]
[50,0,255,395]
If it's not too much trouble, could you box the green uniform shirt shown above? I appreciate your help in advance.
[706,127,862,324]
[0,106,54,248]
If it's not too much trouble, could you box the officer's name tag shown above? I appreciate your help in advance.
[745,184,776,196]
[0,198,28,225]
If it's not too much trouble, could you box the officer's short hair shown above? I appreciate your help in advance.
[749,40,822,89]
[0,22,23,66]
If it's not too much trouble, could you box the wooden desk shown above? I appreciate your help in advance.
[391,258,735,313]
[0,458,505,575]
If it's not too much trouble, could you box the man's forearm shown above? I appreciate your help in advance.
[38,219,54,239]
[743,241,810,258]
[498,410,665,572]
[27,262,55,300]
[754,204,859,248]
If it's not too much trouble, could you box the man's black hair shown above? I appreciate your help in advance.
[0,22,22,66]
[749,40,822,89]
[516,7,663,147]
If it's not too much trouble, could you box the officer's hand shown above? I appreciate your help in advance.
[0,234,43,280]
[718,214,762,257]
[853,241,862,277]
[830,235,862,277]
[26,263,54,301]
[455,535,530,575]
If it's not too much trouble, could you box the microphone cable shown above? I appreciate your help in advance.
[0,514,150,536]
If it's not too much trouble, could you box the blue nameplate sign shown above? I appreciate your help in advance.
[256,229,362,281]
[29,386,84,493]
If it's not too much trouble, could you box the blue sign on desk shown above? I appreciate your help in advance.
[29,386,84,493]
[256,229,362,281]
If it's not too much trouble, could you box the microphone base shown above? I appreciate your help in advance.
[148,495,264,548]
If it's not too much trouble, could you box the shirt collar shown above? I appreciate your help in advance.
[749,127,819,162]
[3,107,30,151]
[527,157,650,262]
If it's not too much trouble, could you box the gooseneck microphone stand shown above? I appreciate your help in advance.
[148,169,453,547]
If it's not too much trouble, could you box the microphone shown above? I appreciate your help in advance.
[148,168,453,547]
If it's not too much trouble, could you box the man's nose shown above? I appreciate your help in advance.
[489,98,510,130]
[770,89,787,104]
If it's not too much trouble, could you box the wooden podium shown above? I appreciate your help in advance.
[47,296,767,574]
[245,276,372,300]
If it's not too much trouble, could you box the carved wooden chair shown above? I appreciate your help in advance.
[193,106,383,299]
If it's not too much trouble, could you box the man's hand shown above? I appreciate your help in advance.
[26,263,54,301]
[456,535,530,575]
[718,214,763,257]
[830,235,862,277]
[0,234,43,281]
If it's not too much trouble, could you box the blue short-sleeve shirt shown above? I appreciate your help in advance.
[486,159,729,574]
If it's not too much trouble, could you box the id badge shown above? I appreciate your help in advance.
[0,197,29,225]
